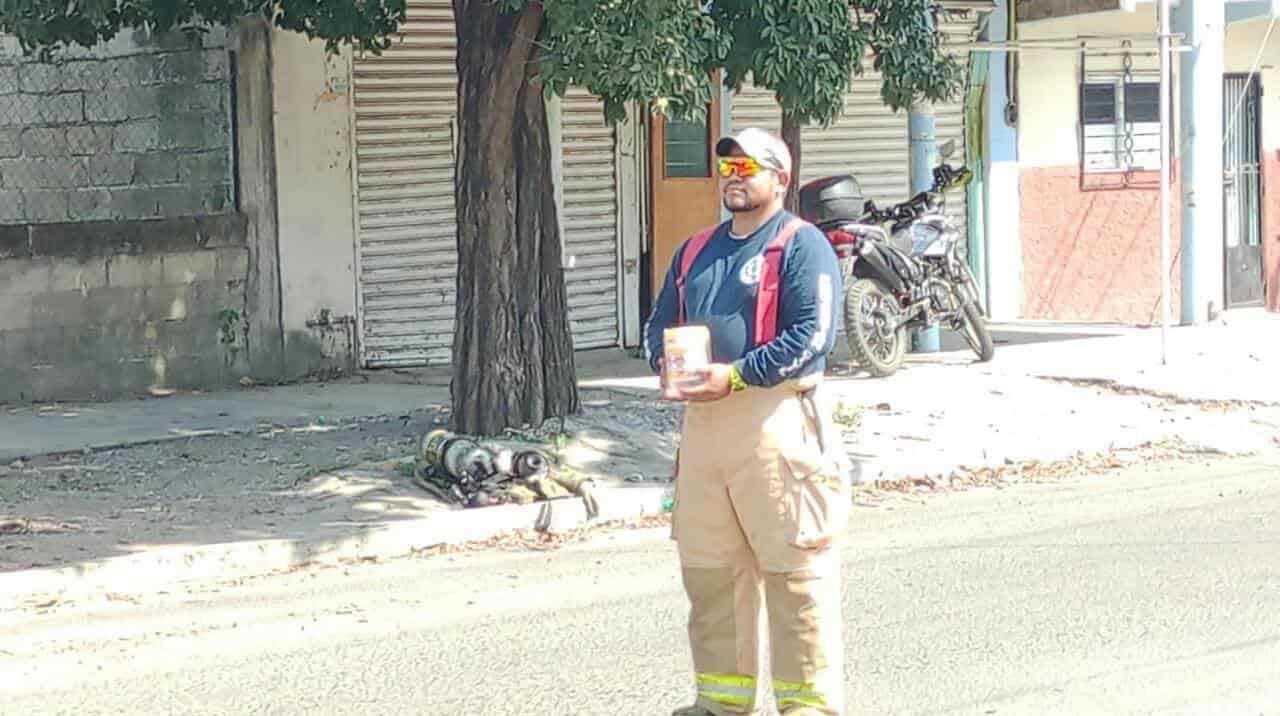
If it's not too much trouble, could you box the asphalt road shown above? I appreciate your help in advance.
[2,454,1278,715]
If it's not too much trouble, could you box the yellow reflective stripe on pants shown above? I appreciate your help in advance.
[696,672,757,707]
[773,678,826,710]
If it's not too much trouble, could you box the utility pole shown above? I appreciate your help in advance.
[908,102,941,354]
[1159,0,1172,362]
[1174,0,1226,324]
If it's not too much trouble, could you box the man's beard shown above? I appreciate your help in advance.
[722,192,761,213]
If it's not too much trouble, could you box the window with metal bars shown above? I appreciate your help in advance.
[1080,77,1162,173]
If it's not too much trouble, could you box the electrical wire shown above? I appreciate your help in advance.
[1223,14,1278,149]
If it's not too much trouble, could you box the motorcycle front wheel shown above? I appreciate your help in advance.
[844,277,908,377]
[957,296,995,363]
[956,261,986,316]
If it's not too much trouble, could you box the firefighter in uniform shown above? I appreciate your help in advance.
[645,127,851,715]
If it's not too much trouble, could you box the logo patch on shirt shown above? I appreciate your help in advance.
[739,255,765,286]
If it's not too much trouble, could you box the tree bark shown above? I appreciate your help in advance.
[781,111,804,214]
[451,1,579,436]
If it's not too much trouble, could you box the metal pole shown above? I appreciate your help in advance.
[1159,0,1172,364]
[1175,1,1226,325]
[908,103,941,354]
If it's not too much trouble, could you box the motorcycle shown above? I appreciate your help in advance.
[798,140,994,377]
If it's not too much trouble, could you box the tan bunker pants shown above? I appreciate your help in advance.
[672,381,852,715]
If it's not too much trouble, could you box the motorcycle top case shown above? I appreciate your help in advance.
[798,175,865,225]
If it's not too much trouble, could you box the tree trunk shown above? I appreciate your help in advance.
[781,111,804,214]
[451,1,579,436]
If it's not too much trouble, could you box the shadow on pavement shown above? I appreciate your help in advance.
[0,322,1160,588]
[0,378,680,582]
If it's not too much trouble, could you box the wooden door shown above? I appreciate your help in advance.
[649,94,723,299]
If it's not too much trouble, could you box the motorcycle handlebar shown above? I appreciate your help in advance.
[861,163,972,224]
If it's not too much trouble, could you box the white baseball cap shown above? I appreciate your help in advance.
[715,127,792,175]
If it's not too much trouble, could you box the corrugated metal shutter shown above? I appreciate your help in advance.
[799,77,912,207]
[730,73,910,212]
[351,0,457,367]
[351,5,624,366]
[560,89,620,349]
[729,9,984,248]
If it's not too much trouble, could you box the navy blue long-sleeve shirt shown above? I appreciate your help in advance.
[643,209,842,387]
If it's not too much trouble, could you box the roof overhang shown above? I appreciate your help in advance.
[1022,0,1279,24]
[937,0,998,10]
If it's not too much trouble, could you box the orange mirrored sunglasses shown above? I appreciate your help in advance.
[718,156,763,179]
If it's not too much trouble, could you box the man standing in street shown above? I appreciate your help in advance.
[644,127,851,716]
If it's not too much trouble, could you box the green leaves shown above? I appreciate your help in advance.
[274,0,408,55]
[0,0,408,57]
[858,0,963,110]
[0,0,166,56]
[537,0,725,124]
[1,0,962,122]
[536,0,961,127]
[712,0,866,126]
[533,0,961,128]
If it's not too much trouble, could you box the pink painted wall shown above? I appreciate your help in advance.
[1019,166,1183,324]
[1264,151,1280,311]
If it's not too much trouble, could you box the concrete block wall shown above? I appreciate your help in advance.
[0,30,233,224]
[0,215,250,403]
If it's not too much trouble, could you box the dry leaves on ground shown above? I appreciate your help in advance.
[0,518,81,536]
[858,439,1209,496]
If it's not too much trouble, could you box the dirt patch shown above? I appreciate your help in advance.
[0,394,682,575]
[0,411,441,572]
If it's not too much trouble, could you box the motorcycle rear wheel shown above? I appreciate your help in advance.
[844,278,908,377]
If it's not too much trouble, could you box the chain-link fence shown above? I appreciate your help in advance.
[0,39,236,226]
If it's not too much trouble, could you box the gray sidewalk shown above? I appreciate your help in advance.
[2,312,1277,604]
[0,341,648,464]
[984,309,1280,405]
[5,311,1273,465]
[0,382,448,464]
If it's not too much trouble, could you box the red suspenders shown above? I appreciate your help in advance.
[674,217,807,346]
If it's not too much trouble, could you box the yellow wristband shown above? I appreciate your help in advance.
[728,364,748,392]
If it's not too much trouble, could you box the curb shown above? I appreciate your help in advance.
[5,432,1272,605]
[0,485,672,604]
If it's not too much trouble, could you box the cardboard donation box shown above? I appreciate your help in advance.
[663,325,711,399]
